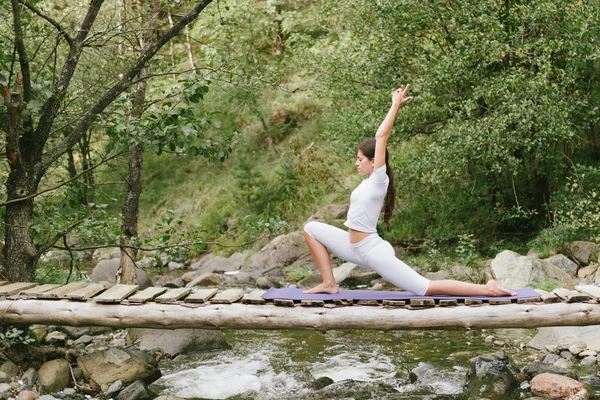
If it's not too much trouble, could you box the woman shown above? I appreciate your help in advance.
[303,85,516,297]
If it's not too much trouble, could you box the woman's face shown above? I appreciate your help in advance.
[355,150,374,177]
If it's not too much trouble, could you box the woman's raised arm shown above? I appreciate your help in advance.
[373,85,412,170]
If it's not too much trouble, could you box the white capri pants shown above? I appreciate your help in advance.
[304,221,430,296]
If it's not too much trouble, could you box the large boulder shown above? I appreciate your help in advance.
[568,241,599,266]
[464,352,519,400]
[127,328,230,357]
[528,326,600,352]
[77,348,161,386]
[38,359,71,394]
[531,373,592,400]
[545,254,579,276]
[241,231,312,278]
[91,258,151,289]
[490,250,575,289]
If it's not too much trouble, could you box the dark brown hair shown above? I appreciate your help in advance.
[358,139,396,225]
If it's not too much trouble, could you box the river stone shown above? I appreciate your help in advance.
[543,354,561,364]
[255,277,281,289]
[557,335,587,352]
[0,361,19,379]
[529,327,600,352]
[56,326,91,340]
[17,390,38,400]
[464,352,518,400]
[91,258,151,289]
[490,250,575,289]
[554,358,572,368]
[0,383,12,395]
[0,371,8,384]
[105,380,123,398]
[531,372,592,400]
[77,348,161,386]
[115,380,151,400]
[580,356,597,366]
[29,325,47,343]
[38,359,70,394]
[241,231,311,278]
[185,272,223,288]
[578,263,599,281]
[545,254,579,276]
[20,368,37,388]
[127,328,230,356]
[568,241,599,266]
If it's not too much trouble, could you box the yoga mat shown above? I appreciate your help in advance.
[261,287,540,302]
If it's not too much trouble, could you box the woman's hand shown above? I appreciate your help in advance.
[391,84,412,108]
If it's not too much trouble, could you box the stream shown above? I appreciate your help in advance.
[149,328,569,399]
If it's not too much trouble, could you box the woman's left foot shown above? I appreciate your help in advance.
[486,280,517,296]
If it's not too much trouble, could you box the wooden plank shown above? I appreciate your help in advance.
[553,288,591,303]
[535,289,561,303]
[94,284,139,303]
[274,298,294,307]
[210,289,244,304]
[128,287,169,304]
[575,285,600,300]
[489,299,512,305]
[37,282,89,299]
[67,284,106,301]
[20,284,62,296]
[382,300,406,307]
[242,290,266,305]
[333,299,353,306]
[465,299,483,306]
[186,288,219,304]
[156,288,191,304]
[439,299,458,307]
[410,298,435,307]
[0,282,38,296]
[357,300,380,306]
[301,299,325,307]
[517,297,541,304]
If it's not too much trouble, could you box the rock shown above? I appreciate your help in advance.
[529,327,600,352]
[531,372,592,400]
[557,336,587,352]
[424,270,451,280]
[332,263,358,283]
[306,204,349,223]
[105,380,123,398]
[17,390,38,400]
[115,380,151,400]
[255,277,281,289]
[560,350,574,360]
[336,263,380,287]
[490,250,574,289]
[0,361,19,379]
[77,348,161,386]
[29,325,47,343]
[73,335,93,346]
[0,383,12,395]
[91,258,151,289]
[127,328,230,357]
[543,354,561,364]
[241,231,311,278]
[554,358,572,368]
[163,278,185,288]
[311,376,334,390]
[451,264,474,280]
[185,273,223,288]
[38,359,71,394]
[484,335,495,344]
[546,254,579,276]
[167,261,184,271]
[408,362,467,395]
[56,326,91,340]
[43,331,68,346]
[464,352,518,400]
[0,371,7,384]
[20,368,37,389]
[297,273,323,289]
[568,241,599,266]
[154,396,186,400]
[578,263,599,281]
[580,356,597,366]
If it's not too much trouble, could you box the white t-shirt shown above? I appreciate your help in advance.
[344,165,389,233]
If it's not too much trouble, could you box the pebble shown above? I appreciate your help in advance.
[554,358,571,368]
[580,356,597,367]
[484,335,495,343]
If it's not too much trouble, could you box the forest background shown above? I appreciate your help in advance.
[0,0,599,284]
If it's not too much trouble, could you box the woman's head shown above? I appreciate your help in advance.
[357,139,396,225]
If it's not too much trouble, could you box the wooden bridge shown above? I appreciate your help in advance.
[1,281,600,331]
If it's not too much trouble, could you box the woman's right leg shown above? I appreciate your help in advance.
[302,221,359,294]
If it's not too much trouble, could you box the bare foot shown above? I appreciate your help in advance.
[486,280,517,297]
[303,282,339,294]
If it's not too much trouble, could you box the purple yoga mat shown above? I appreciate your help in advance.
[261,287,540,301]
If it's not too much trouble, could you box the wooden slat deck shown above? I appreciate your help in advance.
[0,281,599,331]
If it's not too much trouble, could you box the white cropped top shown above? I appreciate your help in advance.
[344,165,389,233]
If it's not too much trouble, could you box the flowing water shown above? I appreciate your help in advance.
[150,328,559,399]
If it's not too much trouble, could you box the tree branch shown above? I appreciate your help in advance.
[18,0,74,47]
[11,0,32,103]
[39,0,214,177]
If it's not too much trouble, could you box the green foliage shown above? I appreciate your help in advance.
[0,326,36,350]
[284,264,313,282]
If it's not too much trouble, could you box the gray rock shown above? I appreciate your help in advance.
[241,231,310,278]
[578,263,599,280]
[568,241,599,266]
[167,261,184,271]
[38,359,71,394]
[127,328,230,357]
[558,335,587,352]
[20,368,37,388]
[424,270,451,280]
[115,380,151,400]
[43,331,68,346]
[543,353,561,364]
[77,348,161,386]
[0,383,11,394]
[73,335,93,346]
[185,273,222,288]
[451,264,474,280]
[546,254,579,276]
[554,358,571,368]
[580,356,597,366]
[0,361,19,379]
[56,326,91,340]
[255,277,281,289]
[105,380,123,397]
[163,278,185,288]
[529,327,600,352]
[464,352,518,400]
[491,250,574,289]
[297,273,323,289]
[306,204,349,222]
[91,258,151,290]
[0,371,7,384]
[408,362,467,395]
[560,350,573,360]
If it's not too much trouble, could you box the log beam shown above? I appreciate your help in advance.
[1,300,600,331]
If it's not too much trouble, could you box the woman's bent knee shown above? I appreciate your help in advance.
[303,221,319,238]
